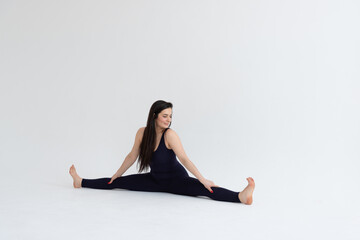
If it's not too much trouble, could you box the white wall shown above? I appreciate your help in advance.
[1,0,359,212]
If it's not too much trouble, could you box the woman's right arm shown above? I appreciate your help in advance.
[109,127,144,183]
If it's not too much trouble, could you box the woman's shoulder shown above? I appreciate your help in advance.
[135,127,146,138]
[165,128,178,137]
[136,127,177,136]
[166,127,175,132]
[136,127,146,132]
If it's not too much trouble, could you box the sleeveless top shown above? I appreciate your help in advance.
[150,128,188,179]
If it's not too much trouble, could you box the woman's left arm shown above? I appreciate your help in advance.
[166,129,219,192]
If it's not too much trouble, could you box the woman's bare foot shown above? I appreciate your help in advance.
[69,164,83,188]
[238,177,255,205]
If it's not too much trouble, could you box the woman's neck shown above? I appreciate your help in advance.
[155,126,167,135]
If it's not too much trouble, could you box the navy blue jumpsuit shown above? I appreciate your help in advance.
[81,128,241,203]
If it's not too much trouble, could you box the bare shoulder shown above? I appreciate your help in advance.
[165,128,181,142]
[128,127,146,159]
[164,128,189,163]
[136,127,146,138]
[165,128,178,136]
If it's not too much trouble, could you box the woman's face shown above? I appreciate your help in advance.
[155,108,172,129]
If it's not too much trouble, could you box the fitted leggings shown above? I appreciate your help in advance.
[81,172,241,203]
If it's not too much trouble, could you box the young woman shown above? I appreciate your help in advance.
[69,100,255,204]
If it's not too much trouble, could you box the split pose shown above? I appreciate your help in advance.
[69,100,255,204]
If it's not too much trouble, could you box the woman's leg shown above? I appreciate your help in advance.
[70,165,166,192]
[82,173,167,192]
[166,177,241,203]
[70,165,254,203]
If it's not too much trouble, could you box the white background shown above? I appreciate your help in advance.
[1,0,359,239]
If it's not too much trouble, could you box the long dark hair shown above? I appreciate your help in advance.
[137,100,173,173]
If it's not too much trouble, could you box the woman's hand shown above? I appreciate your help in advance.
[108,173,121,184]
[200,178,220,193]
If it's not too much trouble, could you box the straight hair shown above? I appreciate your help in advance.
[137,100,173,173]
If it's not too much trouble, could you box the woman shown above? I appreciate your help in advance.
[69,100,255,204]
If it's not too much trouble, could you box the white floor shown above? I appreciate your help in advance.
[1,172,359,240]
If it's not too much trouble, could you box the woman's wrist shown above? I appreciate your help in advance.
[115,169,123,177]
[198,177,206,183]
